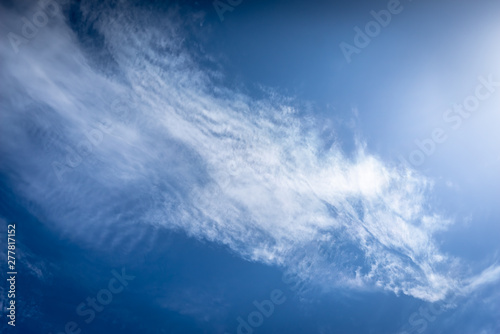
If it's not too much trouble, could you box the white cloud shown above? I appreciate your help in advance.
[0,2,493,302]
[462,264,500,295]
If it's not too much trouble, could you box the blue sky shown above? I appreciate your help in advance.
[1,0,499,333]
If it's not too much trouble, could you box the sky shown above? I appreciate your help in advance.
[0,0,499,333]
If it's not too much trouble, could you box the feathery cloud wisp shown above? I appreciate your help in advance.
[1,2,497,302]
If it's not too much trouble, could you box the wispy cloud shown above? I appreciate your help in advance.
[1,1,497,303]
[462,264,500,295]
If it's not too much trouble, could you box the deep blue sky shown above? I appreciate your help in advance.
[1,0,499,333]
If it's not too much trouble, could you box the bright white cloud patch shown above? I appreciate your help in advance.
[1,2,498,303]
